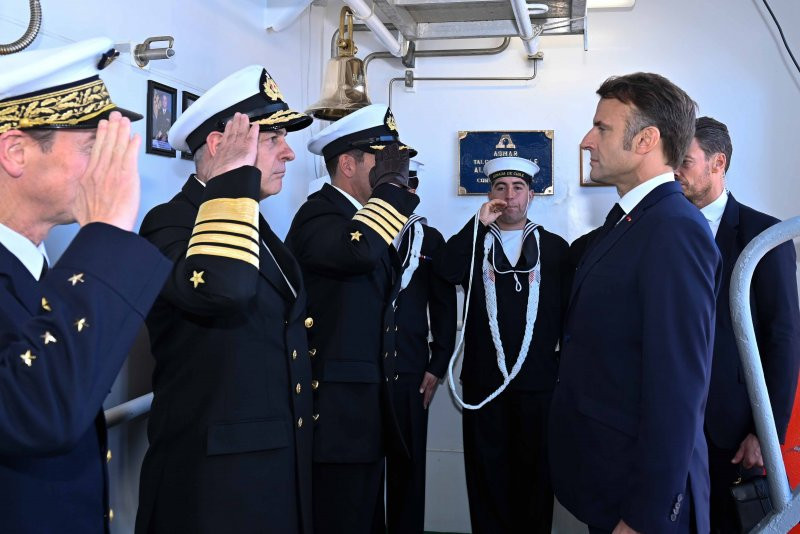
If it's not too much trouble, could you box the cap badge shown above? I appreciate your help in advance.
[385,113,397,132]
[262,72,284,102]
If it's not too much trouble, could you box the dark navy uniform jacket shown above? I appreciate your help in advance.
[135,169,313,534]
[704,193,800,449]
[438,219,569,393]
[286,183,418,463]
[394,223,456,378]
[549,182,722,534]
[0,223,170,534]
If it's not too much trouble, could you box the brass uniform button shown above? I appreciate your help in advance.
[295,383,302,394]
[311,380,319,390]
[292,349,297,360]
[395,325,398,332]
[106,449,112,463]
[297,417,303,428]
[313,414,320,421]
[304,317,314,328]
[309,348,317,357]
[394,373,399,380]
[109,509,114,522]
[384,351,388,359]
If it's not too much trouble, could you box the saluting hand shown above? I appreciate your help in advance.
[206,112,259,180]
[74,111,141,231]
[479,199,507,227]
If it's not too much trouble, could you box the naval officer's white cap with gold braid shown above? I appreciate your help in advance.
[168,64,312,154]
[0,37,141,134]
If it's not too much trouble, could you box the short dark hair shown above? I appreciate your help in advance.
[694,116,732,172]
[325,149,365,179]
[25,129,57,153]
[597,72,697,169]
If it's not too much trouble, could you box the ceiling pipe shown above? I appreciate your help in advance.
[509,0,546,58]
[342,0,403,57]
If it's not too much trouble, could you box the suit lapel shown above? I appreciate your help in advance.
[715,193,740,274]
[0,243,40,315]
[569,182,681,305]
[258,216,297,305]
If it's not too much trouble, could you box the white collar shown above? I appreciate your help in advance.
[332,185,363,210]
[618,171,675,214]
[0,222,49,280]
[700,189,729,224]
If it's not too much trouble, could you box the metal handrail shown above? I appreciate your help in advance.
[730,216,800,532]
[104,392,153,428]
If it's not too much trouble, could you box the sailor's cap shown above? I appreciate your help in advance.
[0,37,142,134]
[168,65,312,153]
[307,104,417,160]
[483,156,539,184]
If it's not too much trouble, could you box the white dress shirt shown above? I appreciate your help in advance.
[332,185,363,210]
[700,190,729,237]
[617,171,677,216]
[0,222,49,280]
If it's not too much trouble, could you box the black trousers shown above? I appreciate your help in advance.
[386,373,429,534]
[312,460,385,534]
[462,386,553,534]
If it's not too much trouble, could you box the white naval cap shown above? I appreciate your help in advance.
[0,37,141,134]
[168,65,312,153]
[483,156,539,185]
[307,104,417,160]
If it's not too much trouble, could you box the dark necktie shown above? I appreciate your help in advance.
[585,203,625,257]
[39,258,48,280]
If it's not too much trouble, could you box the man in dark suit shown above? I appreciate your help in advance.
[439,157,569,533]
[675,116,800,532]
[286,104,419,534]
[0,38,170,533]
[549,73,722,534]
[386,162,457,534]
[135,66,314,534]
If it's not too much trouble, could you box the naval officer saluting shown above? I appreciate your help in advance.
[286,104,419,534]
[135,65,314,534]
[0,38,171,533]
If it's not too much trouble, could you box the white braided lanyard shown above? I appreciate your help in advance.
[399,221,424,291]
[448,218,542,410]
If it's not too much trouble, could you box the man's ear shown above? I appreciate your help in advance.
[338,153,357,179]
[711,152,727,174]
[634,125,661,155]
[0,130,28,178]
[204,131,224,157]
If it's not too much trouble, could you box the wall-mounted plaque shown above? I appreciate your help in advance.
[458,130,554,195]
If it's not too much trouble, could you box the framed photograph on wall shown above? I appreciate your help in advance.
[579,147,611,187]
[146,80,177,157]
[458,130,554,196]
[180,91,201,160]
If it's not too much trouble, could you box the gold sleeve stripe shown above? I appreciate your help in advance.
[368,198,407,227]
[353,214,393,245]
[187,244,259,268]
[355,210,398,238]
[361,205,402,233]
[188,233,260,255]
[193,221,259,242]
[196,198,259,228]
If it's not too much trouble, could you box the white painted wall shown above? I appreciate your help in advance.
[2,0,799,532]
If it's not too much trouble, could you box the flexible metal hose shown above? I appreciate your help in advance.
[0,0,42,55]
